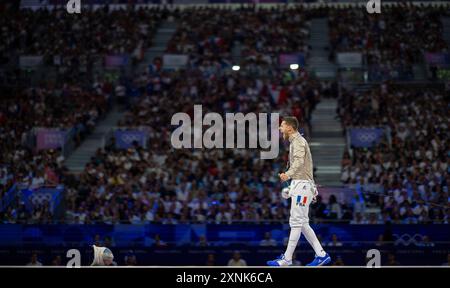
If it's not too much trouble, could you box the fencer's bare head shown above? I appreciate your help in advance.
[279,117,299,140]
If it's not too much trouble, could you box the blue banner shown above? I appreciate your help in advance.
[368,65,414,81]
[0,224,448,247]
[0,245,448,266]
[425,52,450,68]
[114,130,147,149]
[105,54,129,68]
[350,128,385,148]
[19,187,63,214]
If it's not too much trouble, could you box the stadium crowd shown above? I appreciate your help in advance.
[0,5,165,221]
[0,7,166,61]
[328,4,449,80]
[166,7,311,68]
[339,83,449,224]
[0,83,111,223]
[0,5,448,228]
[62,65,327,225]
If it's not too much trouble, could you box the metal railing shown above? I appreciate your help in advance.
[2,218,449,225]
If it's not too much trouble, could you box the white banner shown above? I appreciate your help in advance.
[163,54,189,69]
[337,52,362,68]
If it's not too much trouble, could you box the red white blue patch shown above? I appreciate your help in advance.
[296,195,307,206]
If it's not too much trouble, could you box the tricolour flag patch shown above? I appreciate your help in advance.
[296,196,308,206]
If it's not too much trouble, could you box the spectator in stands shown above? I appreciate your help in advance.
[26,253,43,266]
[350,212,368,224]
[375,235,385,247]
[104,236,114,248]
[417,236,435,247]
[327,234,343,247]
[442,253,450,266]
[227,251,247,266]
[367,213,382,224]
[51,255,62,266]
[332,255,345,266]
[124,251,137,266]
[385,253,400,266]
[153,234,167,248]
[197,235,209,247]
[93,234,102,246]
[206,254,216,266]
[327,195,342,219]
[259,232,277,247]
[311,195,327,219]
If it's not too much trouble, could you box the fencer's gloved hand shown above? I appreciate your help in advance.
[281,187,290,199]
[311,184,319,203]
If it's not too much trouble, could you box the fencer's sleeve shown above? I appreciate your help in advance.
[285,139,305,179]
[91,245,105,266]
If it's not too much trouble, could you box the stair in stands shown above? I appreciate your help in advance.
[307,18,337,80]
[310,98,345,186]
[64,106,125,172]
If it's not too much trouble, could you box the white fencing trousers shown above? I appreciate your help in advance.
[288,180,318,228]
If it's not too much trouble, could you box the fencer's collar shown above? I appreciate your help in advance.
[289,131,300,142]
